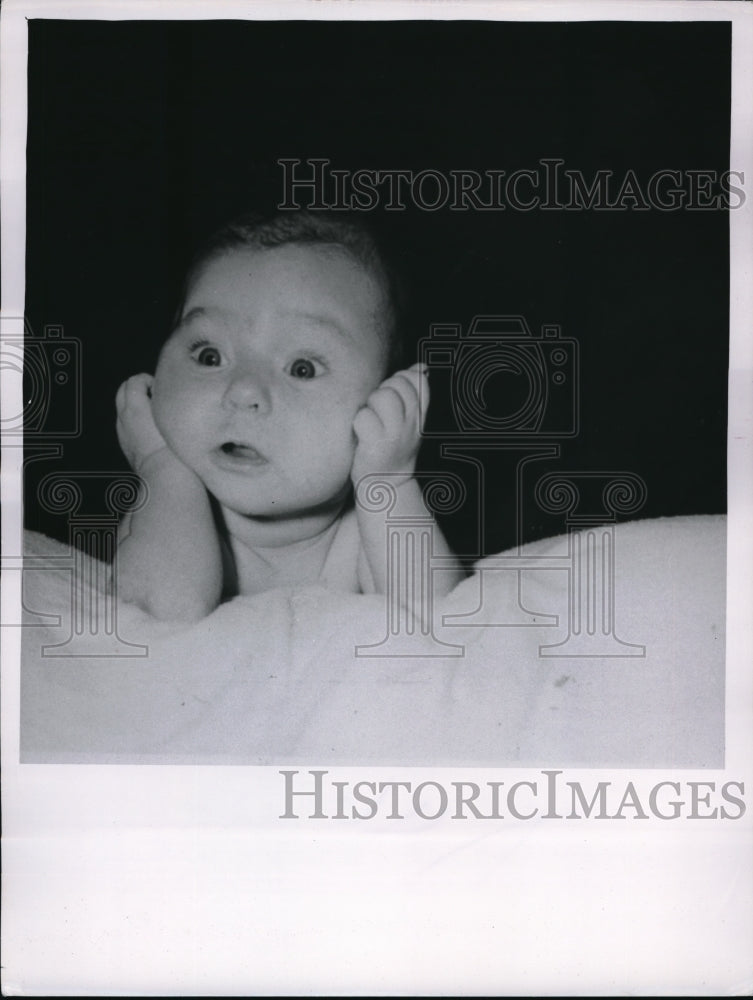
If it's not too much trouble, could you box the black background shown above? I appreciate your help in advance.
[24,19,730,557]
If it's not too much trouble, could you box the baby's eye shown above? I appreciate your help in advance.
[288,357,321,380]
[191,344,224,367]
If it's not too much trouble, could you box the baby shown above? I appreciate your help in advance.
[115,211,462,620]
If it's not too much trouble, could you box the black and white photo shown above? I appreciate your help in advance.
[2,0,752,994]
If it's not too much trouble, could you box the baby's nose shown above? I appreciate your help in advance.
[223,370,271,413]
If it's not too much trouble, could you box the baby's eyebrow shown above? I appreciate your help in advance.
[279,310,352,343]
[179,306,224,326]
[176,306,355,347]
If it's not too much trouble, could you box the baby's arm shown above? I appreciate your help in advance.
[115,374,223,620]
[352,363,464,602]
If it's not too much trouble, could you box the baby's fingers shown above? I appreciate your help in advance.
[366,384,410,433]
[353,406,384,441]
[116,375,155,418]
[128,372,154,400]
[379,364,428,428]
[383,363,425,396]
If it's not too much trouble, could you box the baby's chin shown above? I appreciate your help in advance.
[215,483,354,523]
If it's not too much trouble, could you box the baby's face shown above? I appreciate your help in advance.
[151,244,388,521]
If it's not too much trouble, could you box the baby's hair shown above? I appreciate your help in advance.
[176,210,406,375]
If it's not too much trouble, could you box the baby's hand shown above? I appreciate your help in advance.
[352,363,428,485]
[116,373,169,473]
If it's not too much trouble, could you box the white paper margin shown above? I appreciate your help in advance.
[2,1,752,995]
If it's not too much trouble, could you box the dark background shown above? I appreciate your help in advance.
[24,19,730,557]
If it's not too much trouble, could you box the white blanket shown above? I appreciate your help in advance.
[19,515,725,766]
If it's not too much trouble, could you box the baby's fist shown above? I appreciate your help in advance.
[352,363,428,485]
[115,373,168,472]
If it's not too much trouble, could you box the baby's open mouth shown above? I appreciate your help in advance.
[216,441,267,464]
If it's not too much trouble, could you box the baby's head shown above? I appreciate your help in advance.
[175,212,404,376]
[151,211,404,521]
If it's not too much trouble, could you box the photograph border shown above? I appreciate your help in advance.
[2,0,752,994]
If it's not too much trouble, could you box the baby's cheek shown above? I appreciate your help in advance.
[151,362,183,426]
[150,385,192,458]
[310,412,359,474]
